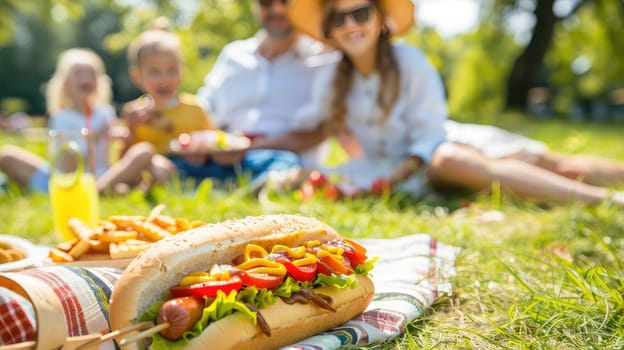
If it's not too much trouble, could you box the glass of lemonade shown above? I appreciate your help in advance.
[48,129,99,242]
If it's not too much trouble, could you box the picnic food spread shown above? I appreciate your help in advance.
[47,204,206,266]
[169,130,251,155]
[109,214,375,350]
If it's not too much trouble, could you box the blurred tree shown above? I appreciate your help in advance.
[546,0,624,116]
[0,12,59,114]
[0,0,84,46]
[494,0,623,110]
[0,0,86,114]
[0,0,135,114]
[404,16,518,122]
[430,0,623,119]
[444,22,518,122]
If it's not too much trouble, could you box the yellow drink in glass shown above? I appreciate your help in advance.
[48,132,100,242]
[49,172,99,242]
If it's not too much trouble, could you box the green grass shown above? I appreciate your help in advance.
[1,116,624,349]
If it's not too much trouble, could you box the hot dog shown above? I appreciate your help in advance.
[109,214,375,350]
[157,297,204,340]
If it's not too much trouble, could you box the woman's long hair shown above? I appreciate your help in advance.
[321,0,400,134]
[46,48,112,115]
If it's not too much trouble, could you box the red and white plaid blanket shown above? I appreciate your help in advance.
[0,266,122,349]
[0,234,458,349]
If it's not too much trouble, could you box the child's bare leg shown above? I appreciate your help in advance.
[427,142,618,206]
[535,152,624,186]
[0,145,46,186]
[150,154,177,184]
[97,142,155,193]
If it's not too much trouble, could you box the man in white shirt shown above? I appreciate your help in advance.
[196,0,340,169]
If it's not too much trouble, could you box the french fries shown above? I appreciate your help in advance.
[48,205,205,263]
[0,241,27,264]
[110,239,153,259]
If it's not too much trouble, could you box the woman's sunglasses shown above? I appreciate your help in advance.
[328,5,374,29]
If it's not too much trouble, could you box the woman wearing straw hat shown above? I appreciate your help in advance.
[276,0,624,206]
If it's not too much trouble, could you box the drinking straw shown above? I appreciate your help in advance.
[85,96,96,174]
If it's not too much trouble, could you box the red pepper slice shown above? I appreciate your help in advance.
[169,276,243,298]
[278,259,317,282]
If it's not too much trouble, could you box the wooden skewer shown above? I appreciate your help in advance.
[118,322,170,347]
[72,321,157,350]
[0,321,165,350]
[0,341,35,350]
[62,334,104,350]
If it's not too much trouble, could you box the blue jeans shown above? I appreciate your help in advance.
[168,149,301,186]
[29,165,51,193]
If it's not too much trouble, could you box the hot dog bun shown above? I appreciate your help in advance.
[109,214,375,350]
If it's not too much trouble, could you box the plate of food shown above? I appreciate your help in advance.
[169,130,252,155]
[45,205,207,269]
[0,234,41,272]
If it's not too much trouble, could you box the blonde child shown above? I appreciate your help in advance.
[0,48,171,194]
[122,18,300,186]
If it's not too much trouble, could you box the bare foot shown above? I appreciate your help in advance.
[113,183,131,196]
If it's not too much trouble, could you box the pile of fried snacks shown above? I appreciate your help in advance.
[48,205,205,262]
[0,242,26,263]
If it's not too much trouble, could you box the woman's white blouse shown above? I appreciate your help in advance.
[295,43,448,165]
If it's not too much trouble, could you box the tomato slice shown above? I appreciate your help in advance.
[239,272,285,289]
[169,276,243,298]
[279,259,317,282]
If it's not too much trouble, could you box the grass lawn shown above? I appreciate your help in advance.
[1,115,623,348]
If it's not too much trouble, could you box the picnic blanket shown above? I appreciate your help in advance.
[0,266,121,349]
[0,234,459,349]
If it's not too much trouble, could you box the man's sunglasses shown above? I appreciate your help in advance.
[258,0,289,8]
[328,5,374,29]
